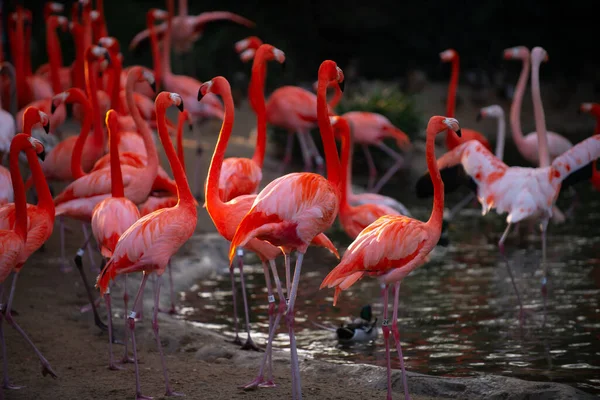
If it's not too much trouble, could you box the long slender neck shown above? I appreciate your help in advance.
[73,27,86,89]
[25,144,54,215]
[84,54,105,149]
[71,96,94,179]
[14,8,26,104]
[592,109,600,136]
[206,85,235,215]
[148,17,162,91]
[126,71,158,178]
[509,55,529,149]
[46,22,63,93]
[338,123,352,212]
[8,138,28,241]
[531,59,550,167]
[316,78,341,189]
[494,113,506,161]
[162,1,174,78]
[24,18,32,78]
[109,53,124,113]
[157,102,194,206]
[426,129,444,232]
[328,85,342,109]
[178,0,188,16]
[176,112,187,172]
[445,57,460,148]
[108,120,125,198]
[345,122,355,201]
[2,62,18,117]
[249,52,267,167]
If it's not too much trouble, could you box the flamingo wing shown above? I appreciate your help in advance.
[54,168,133,205]
[192,12,255,32]
[553,135,600,188]
[0,231,23,282]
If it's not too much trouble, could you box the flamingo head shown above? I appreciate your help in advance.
[88,45,111,67]
[51,91,70,113]
[235,36,263,53]
[439,49,457,62]
[167,92,185,112]
[328,115,350,140]
[430,116,461,137]
[38,111,50,134]
[477,105,504,121]
[148,8,168,24]
[503,45,529,60]
[139,68,157,93]
[254,44,286,70]
[531,47,549,65]
[318,60,345,93]
[239,48,256,63]
[27,136,47,161]
[98,36,120,53]
[579,102,600,116]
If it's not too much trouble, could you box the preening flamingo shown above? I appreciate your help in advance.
[340,111,412,193]
[331,115,406,239]
[235,36,263,62]
[503,46,573,165]
[96,91,195,399]
[415,47,600,326]
[579,102,600,190]
[0,134,57,390]
[322,116,462,400]
[90,110,141,370]
[228,60,344,399]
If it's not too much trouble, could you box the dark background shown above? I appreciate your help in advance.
[4,0,599,90]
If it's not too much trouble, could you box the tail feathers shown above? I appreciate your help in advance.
[311,233,340,259]
[320,271,365,306]
[228,211,283,264]
[95,258,116,295]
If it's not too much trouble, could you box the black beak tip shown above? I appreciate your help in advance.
[476,112,482,122]
[39,150,46,161]
[455,128,462,137]
[177,101,184,112]
[281,60,286,73]
[43,123,50,134]
[197,89,204,102]
[188,123,193,131]
[339,80,345,93]
[150,81,157,93]
[51,104,57,114]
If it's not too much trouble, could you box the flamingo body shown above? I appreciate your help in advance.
[92,197,141,258]
[342,111,410,148]
[0,167,12,206]
[219,158,262,202]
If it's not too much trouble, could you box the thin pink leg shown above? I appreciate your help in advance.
[81,224,98,274]
[237,250,260,351]
[296,131,314,172]
[74,252,107,331]
[158,261,177,315]
[362,145,377,192]
[304,132,324,175]
[372,142,406,194]
[498,223,528,330]
[104,290,123,371]
[59,216,72,272]
[152,275,183,396]
[4,273,57,379]
[228,261,243,346]
[391,282,411,400]
[0,284,23,390]
[127,272,152,400]
[121,275,135,364]
[280,131,295,174]
[285,252,305,400]
[381,284,393,400]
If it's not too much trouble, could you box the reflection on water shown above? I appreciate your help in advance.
[179,190,600,395]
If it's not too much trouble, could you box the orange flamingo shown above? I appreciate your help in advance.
[96,91,195,399]
[228,60,344,398]
[341,111,412,193]
[322,116,462,400]
[91,110,141,370]
[579,102,600,190]
[331,115,407,239]
[0,133,56,390]
[440,49,491,151]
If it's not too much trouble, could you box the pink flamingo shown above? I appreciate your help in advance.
[341,111,412,193]
[96,91,195,399]
[322,116,462,400]
[199,76,338,361]
[415,46,600,324]
[228,60,344,399]
[331,115,407,239]
[235,36,264,62]
[0,133,56,391]
[579,102,600,190]
[91,110,141,370]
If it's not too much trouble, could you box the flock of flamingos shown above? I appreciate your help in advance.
[0,0,599,399]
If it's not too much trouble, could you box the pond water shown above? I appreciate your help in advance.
[178,187,600,396]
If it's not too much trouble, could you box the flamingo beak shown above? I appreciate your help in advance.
[197,89,204,101]
[43,123,50,134]
[51,103,57,114]
[38,150,46,161]
[339,80,345,93]
[455,128,462,137]
[177,99,184,112]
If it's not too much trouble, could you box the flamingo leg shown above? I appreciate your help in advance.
[237,250,260,351]
[391,282,411,400]
[152,275,182,396]
[295,131,314,172]
[74,252,108,331]
[371,142,406,194]
[286,252,305,400]
[280,131,295,174]
[498,223,526,327]
[283,251,292,296]
[361,145,377,192]
[540,218,549,327]
[192,143,204,200]
[381,284,393,400]
[229,255,242,346]
[59,216,72,272]
[121,274,135,364]
[127,272,151,400]
[446,192,476,221]
[81,223,98,274]
[0,285,23,390]
[304,132,324,175]
[158,260,177,315]
[104,289,123,371]
[4,273,57,379]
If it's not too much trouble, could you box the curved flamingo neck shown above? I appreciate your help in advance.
[445,56,460,149]
[176,111,187,172]
[125,70,158,177]
[162,1,175,80]
[22,108,38,135]
[426,127,444,232]
[509,54,530,150]
[249,49,269,167]
[531,58,550,167]
[178,0,188,16]
[84,51,106,150]
[70,92,94,179]
[316,74,341,189]
[494,113,506,161]
[8,135,29,241]
[337,121,353,213]
[46,19,63,94]
[107,115,125,198]
[24,141,54,215]
[108,51,124,114]
[206,82,235,214]
[156,99,194,206]
[328,85,342,109]
[591,107,600,136]
[148,14,162,92]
